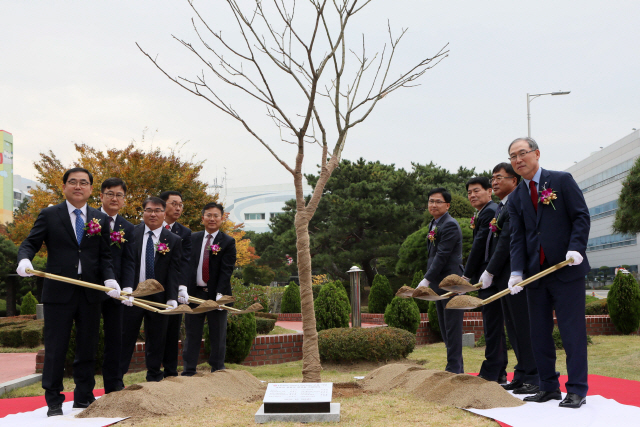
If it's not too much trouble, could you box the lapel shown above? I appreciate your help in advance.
[193,231,204,264]
[57,202,79,246]
[519,180,537,225]
[82,207,95,248]
[536,168,551,227]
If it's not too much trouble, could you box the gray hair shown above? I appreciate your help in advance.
[508,137,539,153]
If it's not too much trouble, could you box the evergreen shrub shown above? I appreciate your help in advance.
[384,297,421,334]
[281,282,301,313]
[608,271,640,334]
[368,274,393,314]
[224,313,257,364]
[20,292,38,316]
[256,317,276,335]
[315,282,350,332]
[318,327,416,362]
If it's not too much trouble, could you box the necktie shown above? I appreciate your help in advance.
[530,180,545,264]
[165,224,171,230]
[73,209,84,245]
[202,234,212,283]
[109,217,114,231]
[145,231,155,280]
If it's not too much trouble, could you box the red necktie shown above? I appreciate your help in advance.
[202,234,212,283]
[530,180,545,265]
[165,224,171,230]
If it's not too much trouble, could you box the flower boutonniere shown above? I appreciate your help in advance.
[469,215,476,229]
[285,254,293,265]
[539,183,558,210]
[428,227,438,242]
[489,217,501,236]
[155,241,170,255]
[208,243,221,255]
[84,218,102,237]
[110,228,127,248]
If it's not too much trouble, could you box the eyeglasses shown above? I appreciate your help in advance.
[489,176,516,184]
[66,179,91,188]
[143,208,165,214]
[103,192,125,200]
[169,202,184,208]
[428,199,447,205]
[509,149,536,162]
[203,213,222,219]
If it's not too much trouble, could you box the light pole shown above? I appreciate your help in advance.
[527,91,571,137]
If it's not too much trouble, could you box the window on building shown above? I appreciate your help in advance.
[579,158,636,193]
[270,212,284,219]
[586,233,637,252]
[589,200,618,221]
[13,192,21,201]
[244,213,266,220]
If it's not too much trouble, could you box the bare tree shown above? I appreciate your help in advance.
[138,0,448,383]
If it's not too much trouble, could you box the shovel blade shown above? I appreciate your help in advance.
[439,274,478,293]
[445,295,483,310]
[131,279,165,297]
[395,286,416,299]
[229,303,263,315]
[158,304,193,315]
[215,295,235,305]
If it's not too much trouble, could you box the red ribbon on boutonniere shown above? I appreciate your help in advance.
[84,218,102,237]
[110,228,127,248]
[208,243,221,255]
[155,241,170,255]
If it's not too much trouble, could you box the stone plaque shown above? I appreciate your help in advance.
[263,383,332,413]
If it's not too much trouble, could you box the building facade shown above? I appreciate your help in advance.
[0,130,14,224]
[565,129,640,282]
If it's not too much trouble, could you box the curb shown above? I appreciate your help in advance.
[0,374,42,397]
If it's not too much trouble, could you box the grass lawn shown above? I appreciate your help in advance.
[3,335,639,426]
[266,325,299,335]
[0,345,43,353]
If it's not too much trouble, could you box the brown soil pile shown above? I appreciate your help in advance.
[131,279,164,297]
[396,286,415,298]
[412,287,443,301]
[191,300,219,314]
[165,304,192,314]
[361,364,523,409]
[446,295,483,309]
[439,275,477,292]
[76,369,266,420]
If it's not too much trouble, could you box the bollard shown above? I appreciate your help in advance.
[462,333,475,348]
[347,266,363,327]
[36,304,44,320]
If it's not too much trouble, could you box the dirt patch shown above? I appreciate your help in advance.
[361,364,523,409]
[76,369,266,420]
[332,382,367,398]
[322,358,425,373]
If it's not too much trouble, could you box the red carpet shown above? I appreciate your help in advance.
[0,390,104,418]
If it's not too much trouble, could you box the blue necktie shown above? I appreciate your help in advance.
[73,209,84,245]
[145,231,155,280]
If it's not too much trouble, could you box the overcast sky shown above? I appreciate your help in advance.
[2,1,639,192]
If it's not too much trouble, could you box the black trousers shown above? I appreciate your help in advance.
[120,305,168,383]
[435,296,464,374]
[162,314,183,377]
[42,287,101,407]
[501,287,539,385]
[100,298,124,393]
[182,287,228,374]
[478,286,507,380]
[527,274,588,396]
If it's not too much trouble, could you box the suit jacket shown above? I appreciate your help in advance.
[424,212,464,294]
[99,208,136,296]
[168,221,192,286]
[485,199,511,290]
[508,168,590,285]
[463,201,497,283]
[187,230,236,299]
[17,202,115,304]
[132,224,183,302]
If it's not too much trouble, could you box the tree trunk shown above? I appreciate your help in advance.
[6,275,18,316]
[362,259,375,289]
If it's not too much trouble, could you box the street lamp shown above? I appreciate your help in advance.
[347,266,363,327]
[527,91,571,137]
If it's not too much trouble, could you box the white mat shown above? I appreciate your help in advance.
[0,398,126,427]
[465,391,640,427]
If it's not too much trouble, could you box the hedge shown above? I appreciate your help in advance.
[585,299,608,315]
[255,312,278,320]
[318,327,416,362]
[0,316,44,348]
[256,317,276,335]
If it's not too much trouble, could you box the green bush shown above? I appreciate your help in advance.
[427,301,440,334]
[318,327,416,362]
[387,275,413,295]
[0,326,23,347]
[256,317,276,335]
[224,313,257,364]
[315,282,350,332]
[267,286,286,313]
[409,270,429,313]
[384,297,421,334]
[585,299,608,315]
[312,285,323,300]
[340,280,351,303]
[255,312,278,320]
[607,271,640,334]
[368,274,393,314]
[21,325,44,348]
[20,292,38,316]
[231,283,269,312]
[281,282,301,313]
[0,317,44,347]
[553,326,593,349]
[66,319,105,375]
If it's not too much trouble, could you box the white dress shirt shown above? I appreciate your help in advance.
[100,207,117,231]
[163,221,174,232]
[139,225,163,283]
[197,230,219,287]
[66,200,87,274]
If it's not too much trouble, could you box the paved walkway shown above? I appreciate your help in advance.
[276,321,382,333]
[0,353,37,383]
[586,290,609,299]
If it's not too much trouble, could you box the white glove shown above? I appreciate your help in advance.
[508,275,524,295]
[566,251,583,266]
[166,300,178,309]
[122,296,134,307]
[104,279,121,299]
[215,293,223,301]
[417,279,429,289]
[480,271,494,289]
[122,287,133,295]
[178,286,189,304]
[17,259,34,277]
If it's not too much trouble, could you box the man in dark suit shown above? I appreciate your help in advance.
[480,163,540,394]
[417,188,465,374]
[159,190,192,378]
[182,202,236,375]
[507,137,590,408]
[461,177,503,383]
[97,178,136,393]
[119,196,183,384]
[16,168,119,416]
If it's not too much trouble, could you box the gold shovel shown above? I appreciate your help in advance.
[396,283,482,301]
[26,269,184,315]
[445,258,573,310]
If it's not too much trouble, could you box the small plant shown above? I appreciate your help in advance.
[368,274,393,314]
[318,327,416,362]
[607,271,640,334]
[224,313,257,364]
[20,292,38,316]
[315,282,350,332]
[281,281,302,313]
[256,317,277,335]
[384,296,421,334]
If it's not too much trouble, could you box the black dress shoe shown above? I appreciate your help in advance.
[72,397,96,409]
[502,380,524,391]
[47,405,63,417]
[513,383,540,395]
[523,389,562,403]
[559,392,586,408]
[497,374,508,385]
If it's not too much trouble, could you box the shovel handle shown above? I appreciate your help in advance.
[480,258,573,307]
[441,282,483,298]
